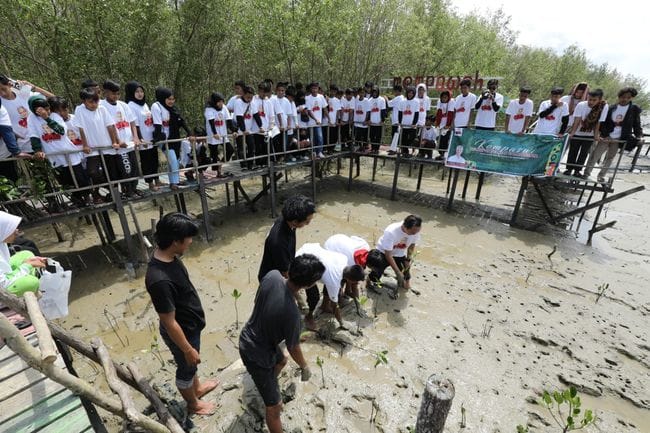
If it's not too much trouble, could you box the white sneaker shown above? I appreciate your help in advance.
[289,157,296,162]
[317,152,325,158]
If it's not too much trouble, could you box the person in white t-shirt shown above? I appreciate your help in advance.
[474,79,503,130]
[270,82,289,158]
[416,83,431,128]
[151,87,184,189]
[505,86,534,134]
[0,75,54,153]
[74,88,121,203]
[434,90,455,159]
[27,95,90,207]
[296,243,366,330]
[366,86,387,153]
[566,88,608,177]
[452,78,477,129]
[305,82,327,158]
[585,87,642,183]
[250,82,275,167]
[204,92,235,178]
[387,85,405,155]
[100,80,141,198]
[369,215,422,297]
[353,87,370,151]
[226,80,245,113]
[125,81,165,191]
[339,88,355,148]
[398,86,420,156]
[533,87,570,136]
[326,84,342,148]
[561,82,588,129]
[419,116,437,159]
[233,86,258,170]
[324,234,371,268]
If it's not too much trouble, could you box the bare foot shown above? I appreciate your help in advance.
[304,317,318,331]
[196,379,220,398]
[188,399,217,415]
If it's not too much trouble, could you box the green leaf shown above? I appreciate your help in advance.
[567,416,574,427]
[573,408,581,415]
[569,386,577,398]
[542,391,552,406]
[553,391,563,404]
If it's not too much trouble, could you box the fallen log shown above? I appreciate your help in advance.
[23,291,57,364]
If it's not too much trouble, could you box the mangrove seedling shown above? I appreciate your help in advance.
[232,289,242,329]
[150,334,165,368]
[595,283,609,304]
[316,356,325,388]
[460,402,466,428]
[374,350,389,368]
[540,386,595,432]
[516,425,529,433]
[356,295,369,331]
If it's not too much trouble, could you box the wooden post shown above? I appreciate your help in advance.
[390,153,402,201]
[415,374,455,433]
[0,314,170,433]
[23,291,58,364]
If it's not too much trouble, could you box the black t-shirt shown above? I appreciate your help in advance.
[257,217,295,282]
[239,270,301,368]
[145,256,206,335]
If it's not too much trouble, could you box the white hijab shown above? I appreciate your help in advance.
[0,211,22,273]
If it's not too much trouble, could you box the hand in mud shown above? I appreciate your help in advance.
[300,366,311,382]
[396,271,406,289]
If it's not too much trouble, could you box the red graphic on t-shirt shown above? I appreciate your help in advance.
[216,120,224,127]
[259,110,266,117]
[312,105,320,112]
[355,109,364,115]
[393,241,407,249]
[41,133,62,142]
[513,114,524,120]
[456,103,466,113]
[18,118,28,128]
[481,105,491,111]
[115,120,130,130]
[244,114,252,119]
[144,113,153,127]
[371,104,380,113]
[404,109,413,115]
[547,115,556,121]
[162,120,169,127]
[419,102,425,112]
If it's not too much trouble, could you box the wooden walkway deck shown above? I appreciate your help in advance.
[0,308,93,433]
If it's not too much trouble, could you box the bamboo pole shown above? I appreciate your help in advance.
[0,314,170,433]
[23,291,58,364]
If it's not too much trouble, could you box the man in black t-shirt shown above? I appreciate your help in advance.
[240,254,325,433]
[145,213,218,415]
[258,194,316,282]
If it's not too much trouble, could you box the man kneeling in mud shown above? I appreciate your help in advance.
[239,254,325,433]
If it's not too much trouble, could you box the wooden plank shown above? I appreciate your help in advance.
[0,388,82,433]
[0,357,64,403]
[0,379,65,424]
[25,400,90,433]
[0,336,37,364]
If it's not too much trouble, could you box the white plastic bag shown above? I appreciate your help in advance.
[38,259,71,319]
[390,127,400,151]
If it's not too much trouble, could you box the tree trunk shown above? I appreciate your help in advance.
[415,374,455,433]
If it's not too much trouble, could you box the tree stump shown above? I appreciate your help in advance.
[415,374,455,433]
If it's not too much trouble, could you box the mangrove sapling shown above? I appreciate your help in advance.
[232,289,242,329]
[374,350,389,368]
[595,283,609,304]
[516,425,529,433]
[538,386,596,432]
[460,402,467,428]
[218,280,224,297]
[316,356,325,388]
[357,296,369,333]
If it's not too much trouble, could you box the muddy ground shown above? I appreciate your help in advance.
[24,155,650,433]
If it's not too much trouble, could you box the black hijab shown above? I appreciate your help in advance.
[155,87,188,138]
[125,81,145,106]
[206,92,224,109]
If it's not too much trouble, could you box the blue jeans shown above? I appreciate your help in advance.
[0,124,20,155]
[312,126,323,154]
[160,328,201,389]
[159,144,180,185]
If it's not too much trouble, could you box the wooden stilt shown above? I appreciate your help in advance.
[510,176,529,226]
[416,164,424,191]
[461,171,470,199]
[390,153,402,201]
[415,374,455,433]
[475,172,485,200]
[446,169,460,210]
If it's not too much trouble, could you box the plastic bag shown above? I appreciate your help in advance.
[38,259,71,319]
[390,128,400,151]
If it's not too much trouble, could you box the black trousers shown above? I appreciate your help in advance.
[139,146,159,183]
[110,152,140,194]
[419,140,435,159]
[566,137,593,174]
[254,134,267,166]
[209,142,234,165]
[438,131,451,154]
[85,155,108,196]
[369,125,383,151]
[354,127,368,147]
[401,128,417,155]
[368,253,411,283]
[329,126,339,146]
[55,163,90,204]
[341,124,352,147]
[237,135,255,169]
[306,284,326,313]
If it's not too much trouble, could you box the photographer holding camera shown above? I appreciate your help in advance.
[474,79,503,130]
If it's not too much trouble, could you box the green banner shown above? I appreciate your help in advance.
[446,129,567,176]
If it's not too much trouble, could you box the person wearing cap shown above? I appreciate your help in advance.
[474,79,503,130]
[505,86,534,134]
[533,87,570,136]
[0,211,47,295]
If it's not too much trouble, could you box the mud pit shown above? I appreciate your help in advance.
[24,162,650,433]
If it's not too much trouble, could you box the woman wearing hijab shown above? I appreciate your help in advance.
[151,87,183,190]
[0,211,46,295]
[125,81,164,191]
[561,82,589,129]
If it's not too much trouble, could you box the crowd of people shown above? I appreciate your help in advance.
[1,75,645,210]
[144,196,421,432]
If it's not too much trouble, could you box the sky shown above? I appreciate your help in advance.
[451,0,650,87]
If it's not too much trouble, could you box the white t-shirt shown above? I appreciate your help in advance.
[0,105,11,127]
[533,100,569,135]
[416,96,431,126]
[204,106,231,144]
[296,243,347,302]
[505,99,534,133]
[286,100,297,134]
[73,104,115,156]
[151,101,170,139]
[251,95,274,132]
[436,99,455,129]
[233,98,256,132]
[573,101,609,137]
[1,89,40,152]
[128,101,154,143]
[226,95,239,113]
[368,97,386,125]
[452,93,477,127]
[399,98,420,126]
[377,222,421,257]
[354,98,369,128]
[100,100,136,155]
[388,95,404,125]
[29,112,82,167]
[305,94,327,126]
[324,234,370,267]
[421,126,437,142]
[474,92,504,128]
[560,95,583,127]
[326,97,341,125]
[269,95,285,128]
[340,97,354,123]
[610,104,630,139]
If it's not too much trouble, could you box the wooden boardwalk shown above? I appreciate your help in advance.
[0,308,93,433]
